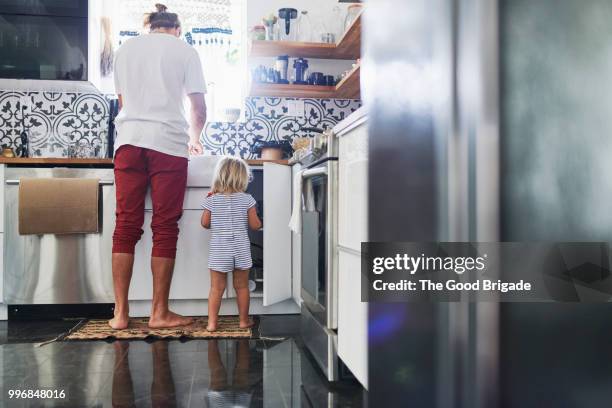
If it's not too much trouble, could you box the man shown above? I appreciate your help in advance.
[109,4,206,329]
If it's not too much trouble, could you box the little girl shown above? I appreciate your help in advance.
[201,156,262,331]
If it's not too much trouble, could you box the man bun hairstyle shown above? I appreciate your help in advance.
[144,3,181,30]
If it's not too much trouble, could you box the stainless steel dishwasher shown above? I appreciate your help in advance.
[3,167,115,304]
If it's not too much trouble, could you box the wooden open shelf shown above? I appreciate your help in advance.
[335,10,362,59]
[250,83,336,99]
[335,63,361,99]
[249,12,362,60]
[250,62,360,99]
[249,41,339,59]
[248,11,362,99]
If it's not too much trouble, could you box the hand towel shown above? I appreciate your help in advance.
[19,178,100,235]
[288,170,303,234]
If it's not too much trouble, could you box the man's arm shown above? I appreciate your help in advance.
[188,93,206,156]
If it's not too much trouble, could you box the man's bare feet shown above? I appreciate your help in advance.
[148,311,193,329]
[109,313,130,330]
[239,318,254,329]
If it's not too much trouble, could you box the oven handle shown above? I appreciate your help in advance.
[5,179,115,186]
[301,167,327,179]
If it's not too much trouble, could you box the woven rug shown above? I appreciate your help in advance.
[64,316,254,341]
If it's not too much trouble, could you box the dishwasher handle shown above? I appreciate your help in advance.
[302,167,327,179]
[5,179,115,186]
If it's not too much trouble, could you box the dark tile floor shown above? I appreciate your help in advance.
[0,315,365,407]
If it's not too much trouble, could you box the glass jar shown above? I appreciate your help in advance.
[344,4,363,34]
[297,10,313,42]
[251,25,266,41]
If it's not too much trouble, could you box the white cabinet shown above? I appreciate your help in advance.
[130,209,212,301]
[291,163,303,305]
[130,163,294,309]
[1,165,5,317]
[336,115,369,388]
[0,165,4,233]
[262,163,293,306]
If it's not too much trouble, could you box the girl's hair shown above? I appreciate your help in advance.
[144,3,181,30]
[212,156,251,194]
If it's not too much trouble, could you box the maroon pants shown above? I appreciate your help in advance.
[112,145,188,259]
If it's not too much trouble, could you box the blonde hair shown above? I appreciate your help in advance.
[211,156,251,194]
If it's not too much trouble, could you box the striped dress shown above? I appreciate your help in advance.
[202,192,256,273]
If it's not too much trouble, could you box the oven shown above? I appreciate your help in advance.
[299,134,340,381]
[301,160,337,328]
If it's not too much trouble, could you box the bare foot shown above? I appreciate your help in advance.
[148,311,193,329]
[239,318,254,329]
[206,320,217,332]
[109,313,129,330]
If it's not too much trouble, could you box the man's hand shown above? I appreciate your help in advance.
[189,139,204,156]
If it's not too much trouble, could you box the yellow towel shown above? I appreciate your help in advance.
[19,178,100,235]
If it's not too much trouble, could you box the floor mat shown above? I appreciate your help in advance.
[64,316,255,340]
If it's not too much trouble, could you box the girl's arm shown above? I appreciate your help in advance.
[201,209,211,229]
[248,207,262,230]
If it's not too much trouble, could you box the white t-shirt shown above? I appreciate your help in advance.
[113,33,207,158]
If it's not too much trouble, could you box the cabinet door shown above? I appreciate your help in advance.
[263,163,292,306]
[337,123,369,388]
[0,165,4,233]
[338,249,368,388]
[338,123,368,251]
[129,210,211,300]
[170,210,211,299]
[291,163,303,305]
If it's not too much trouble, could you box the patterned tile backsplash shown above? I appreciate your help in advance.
[0,90,361,159]
[204,97,362,158]
[0,91,109,157]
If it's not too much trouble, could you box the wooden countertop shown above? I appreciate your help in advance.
[0,157,288,166]
[0,157,114,165]
[246,159,288,166]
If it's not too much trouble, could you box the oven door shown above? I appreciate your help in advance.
[301,161,337,328]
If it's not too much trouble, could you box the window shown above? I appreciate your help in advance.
[113,0,246,121]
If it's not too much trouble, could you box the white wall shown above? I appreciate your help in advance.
[247,0,354,77]
[88,0,118,94]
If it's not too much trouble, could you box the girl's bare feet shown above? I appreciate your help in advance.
[206,320,218,332]
[109,313,130,330]
[239,317,254,329]
[148,311,193,329]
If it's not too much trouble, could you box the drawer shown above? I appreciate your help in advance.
[145,187,210,210]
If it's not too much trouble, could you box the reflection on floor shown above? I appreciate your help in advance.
[0,315,365,407]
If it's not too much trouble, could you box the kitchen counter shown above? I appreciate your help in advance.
[0,157,114,165]
[0,157,288,166]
